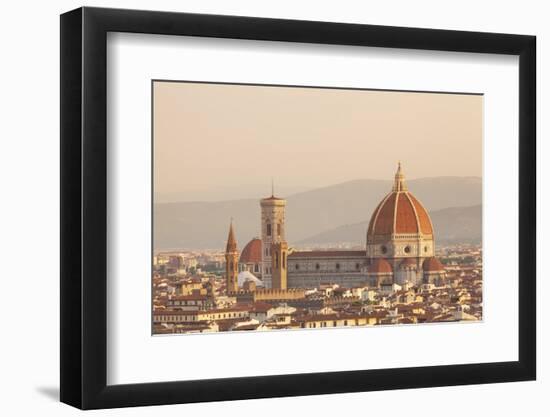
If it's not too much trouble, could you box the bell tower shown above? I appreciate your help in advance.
[225,220,239,294]
[260,183,287,288]
[271,241,288,290]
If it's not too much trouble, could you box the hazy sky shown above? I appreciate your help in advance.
[154,81,482,197]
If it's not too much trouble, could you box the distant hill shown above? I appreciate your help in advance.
[297,204,482,246]
[430,204,482,244]
[155,184,313,203]
[154,177,482,250]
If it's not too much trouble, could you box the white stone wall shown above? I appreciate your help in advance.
[288,273,368,289]
[367,234,434,259]
[287,255,368,288]
[395,267,420,285]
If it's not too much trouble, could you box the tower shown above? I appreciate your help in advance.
[393,161,407,192]
[225,220,239,293]
[271,241,288,290]
[260,186,287,289]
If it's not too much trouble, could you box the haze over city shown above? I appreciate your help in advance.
[153,81,483,200]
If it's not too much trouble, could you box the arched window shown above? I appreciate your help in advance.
[266,223,272,236]
[277,223,282,236]
[282,252,286,269]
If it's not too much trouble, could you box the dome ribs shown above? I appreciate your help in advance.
[374,193,397,235]
[408,194,434,235]
[367,193,392,237]
[368,191,430,238]
[395,192,419,233]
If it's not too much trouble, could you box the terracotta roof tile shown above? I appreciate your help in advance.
[396,193,419,233]
[408,194,434,234]
[367,164,434,239]
[369,258,393,274]
[239,238,262,263]
[423,257,445,272]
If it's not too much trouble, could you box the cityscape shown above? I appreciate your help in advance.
[152,164,482,335]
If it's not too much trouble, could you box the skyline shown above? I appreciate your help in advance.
[152,81,483,336]
[153,163,482,334]
[153,174,482,251]
[153,81,483,197]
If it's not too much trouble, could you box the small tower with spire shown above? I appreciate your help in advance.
[392,161,408,192]
[225,219,239,293]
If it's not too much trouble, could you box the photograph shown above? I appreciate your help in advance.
[152,81,483,335]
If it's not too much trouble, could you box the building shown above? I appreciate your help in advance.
[366,161,441,286]
[224,220,239,293]
[286,250,366,288]
[239,238,262,277]
[234,288,306,304]
[224,163,446,291]
[166,294,215,311]
[260,193,288,289]
[237,270,264,288]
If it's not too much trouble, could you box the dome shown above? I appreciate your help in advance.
[423,257,445,272]
[237,270,264,287]
[367,163,433,240]
[369,258,393,274]
[239,238,262,264]
[400,258,418,269]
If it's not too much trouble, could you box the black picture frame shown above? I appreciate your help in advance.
[60,6,536,410]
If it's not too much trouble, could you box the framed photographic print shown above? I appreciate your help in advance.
[60,6,536,410]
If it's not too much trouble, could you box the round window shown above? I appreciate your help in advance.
[404,246,411,254]
[315,263,320,270]
[381,245,387,254]
[424,246,428,253]
[336,263,340,270]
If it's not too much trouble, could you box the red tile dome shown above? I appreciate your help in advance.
[369,258,393,274]
[422,257,445,272]
[367,163,433,241]
[400,258,418,269]
[239,238,262,264]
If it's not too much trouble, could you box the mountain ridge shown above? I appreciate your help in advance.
[297,204,482,246]
[154,176,482,250]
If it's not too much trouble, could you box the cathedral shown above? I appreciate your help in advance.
[225,163,446,292]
